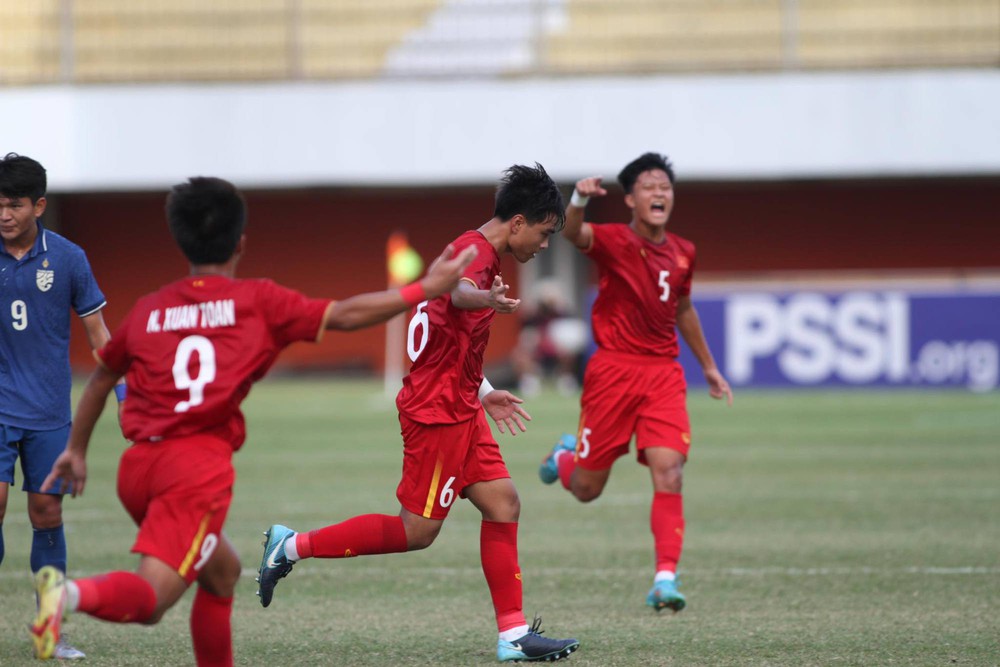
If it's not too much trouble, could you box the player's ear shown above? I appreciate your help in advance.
[235,234,247,257]
[510,214,526,234]
[624,192,636,210]
[33,196,47,219]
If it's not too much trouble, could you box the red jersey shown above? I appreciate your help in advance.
[396,231,499,424]
[586,223,695,358]
[98,275,330,449]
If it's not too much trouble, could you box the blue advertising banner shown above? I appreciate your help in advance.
[676,288,999,392]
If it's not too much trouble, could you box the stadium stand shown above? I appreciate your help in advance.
[795,0,1000,68]
[1,0,997,84]
[0,1,62,84]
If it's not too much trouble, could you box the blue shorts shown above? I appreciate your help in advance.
[0,424,71,495]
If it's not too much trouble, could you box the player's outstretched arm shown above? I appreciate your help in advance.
[41,363,122,497]
[325,243,478,331]
[676,296,733,406]
[563,176,606,250]
[451,274,521,314]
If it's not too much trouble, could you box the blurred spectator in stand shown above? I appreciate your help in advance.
[512,280,588,396]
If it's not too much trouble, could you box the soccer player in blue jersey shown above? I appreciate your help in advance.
[0,153,119,660]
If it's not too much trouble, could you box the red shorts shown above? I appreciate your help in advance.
[576,350,691,471]
[117,435,234,584]
[396,412,510,520]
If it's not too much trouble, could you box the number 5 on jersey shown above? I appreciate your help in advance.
[658,271,671,302]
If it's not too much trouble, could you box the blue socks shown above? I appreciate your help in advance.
[30,524,67,574]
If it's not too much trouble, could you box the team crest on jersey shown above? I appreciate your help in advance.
[677,256,689,270]
[36,269,54,292]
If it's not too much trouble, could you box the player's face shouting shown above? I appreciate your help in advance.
[627,169,674,228]
[510,215,559,263]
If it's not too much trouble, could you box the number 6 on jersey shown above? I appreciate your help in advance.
[407,300,430,361]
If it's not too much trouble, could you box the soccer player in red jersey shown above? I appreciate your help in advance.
[28,176,477,665]
[256,164,580,663]
[538,153,733,612]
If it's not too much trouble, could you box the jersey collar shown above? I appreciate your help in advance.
[29,221,47,258]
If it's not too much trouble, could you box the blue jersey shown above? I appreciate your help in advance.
[0,222,106,430]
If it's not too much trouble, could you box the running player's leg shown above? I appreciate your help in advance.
[467,478,580,662]
[643,446,687,612]
[466,477,523,633]
[542,352,636,502]
[637,362,691,612]
[191,533,240,667]
[466,419,579,662]
[32,554,173,657]
[257,416,469,606]
[34,434,232,651]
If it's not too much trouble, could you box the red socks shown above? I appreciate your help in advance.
[557,450,576,490]
[299,514,408,559]
[190,587,233,667]
[651,492,685,573]
[295,517,526,633]
[74,571,156,624]
[480,520,525,632]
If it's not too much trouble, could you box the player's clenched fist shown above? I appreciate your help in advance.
[573,176,608,201]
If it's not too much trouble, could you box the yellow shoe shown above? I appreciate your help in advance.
[30,566,67,660]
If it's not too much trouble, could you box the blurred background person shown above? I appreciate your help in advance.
[512,279,588,397]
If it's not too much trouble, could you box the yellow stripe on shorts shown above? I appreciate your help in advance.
[422,455,445,518]
[178,512,213,577]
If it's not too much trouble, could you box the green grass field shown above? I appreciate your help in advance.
[1,380,998,666]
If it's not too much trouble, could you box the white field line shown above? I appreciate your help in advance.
[237,564,997,579]
[1,565,996,583]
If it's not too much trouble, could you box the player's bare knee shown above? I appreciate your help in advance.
[199,564,240,598]
[404,522,442,551]
[406,532,437,551]
[653,468,683,493]
[143,605,168,626]
[572,485,603,503]
[509,495,521,522]
[483,493,520,523]
[27,501,63,529]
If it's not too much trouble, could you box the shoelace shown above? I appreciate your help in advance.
[527,615,545,637]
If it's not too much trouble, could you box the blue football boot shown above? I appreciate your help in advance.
[539,434,577,485]
[646,578,686,613]
[497,617,580,662]
[256,524,296,608]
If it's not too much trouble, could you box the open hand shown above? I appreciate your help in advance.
[487,275,521,314]
[705,368,733,406]
[482,389,532,436]
[41,449,87,498]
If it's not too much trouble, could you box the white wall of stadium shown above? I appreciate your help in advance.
[2,69,998,192]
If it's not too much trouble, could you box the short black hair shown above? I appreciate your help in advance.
[165,177,246,265]
[494,163,565,232]
[617,152,675,194]
[0,153,47,203]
